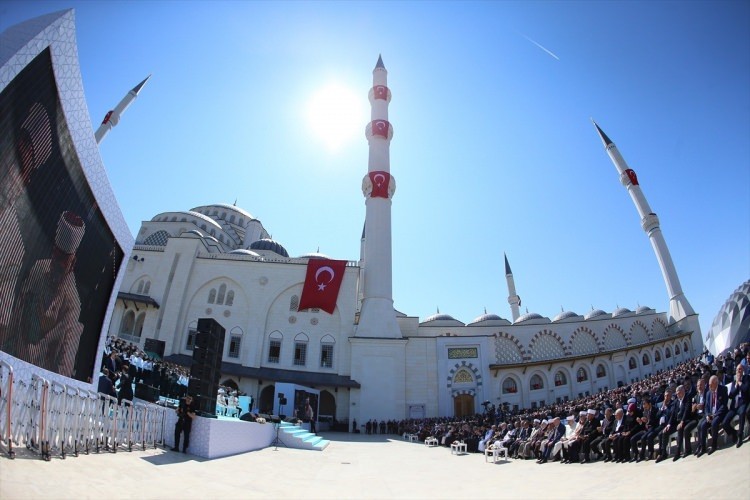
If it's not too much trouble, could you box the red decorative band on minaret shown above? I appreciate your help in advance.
[368,171,391,198]
[371,119,390,138]
[373,85,388,100]
[625,169,639,185]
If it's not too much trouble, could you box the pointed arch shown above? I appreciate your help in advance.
[494,332,525,363]
[528,329,567,361]
[569,327,600,355]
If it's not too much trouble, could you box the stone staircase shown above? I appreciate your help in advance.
[275,422,330,451]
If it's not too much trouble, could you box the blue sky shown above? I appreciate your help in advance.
[2,1,748,338]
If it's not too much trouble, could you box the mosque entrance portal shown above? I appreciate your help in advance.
[453,394,474,417]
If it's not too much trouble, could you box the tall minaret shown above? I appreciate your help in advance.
[504,253,521,322]
[592,121,696,324]
[356,55,401,339]
[95,75,150,144]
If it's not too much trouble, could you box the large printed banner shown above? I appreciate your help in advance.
[0,48,123,381]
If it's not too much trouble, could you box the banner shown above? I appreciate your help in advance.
[298,259,347,314]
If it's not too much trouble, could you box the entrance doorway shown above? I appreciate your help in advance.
[453,394,474,417]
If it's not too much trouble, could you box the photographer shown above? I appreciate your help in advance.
[172,394,196,453]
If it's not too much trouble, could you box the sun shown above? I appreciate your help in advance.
[306,82,366,153]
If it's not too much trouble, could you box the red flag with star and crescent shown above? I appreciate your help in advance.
[298,259,347,314]
[369,171,391,198]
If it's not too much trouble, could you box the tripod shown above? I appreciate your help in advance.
[272,402,287,451]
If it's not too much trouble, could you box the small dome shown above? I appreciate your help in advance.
[421,313,464,325]
[515,312,549,324]
[298,252,331,260]
[584,309,610,320]
[468,313,511,326]
[612,307,633,317]
[553,311,580,322]
[636,306,654,314]
[248,238,289,258]
[229,249,260,257]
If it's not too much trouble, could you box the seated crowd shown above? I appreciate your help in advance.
[393,344,750,465]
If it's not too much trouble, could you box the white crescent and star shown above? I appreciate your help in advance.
[315,266,335,291]
[373,173,385,187]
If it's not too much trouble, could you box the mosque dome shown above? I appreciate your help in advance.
[552,311,580,322]
[248,238,289,258]
[514,312,549,324]
[467,313,510,326]
[636,306,654,314]
[584,309,610,320]
[421,313,464,325]
[191,203,256,223]
[612,307,633,317]
[298,252,332,260]
[229,249,260,257]
[705,279,750,356]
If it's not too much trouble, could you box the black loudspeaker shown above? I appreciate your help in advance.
[279,397,287,406]
[143,338,166,359]
[190,318,226,415]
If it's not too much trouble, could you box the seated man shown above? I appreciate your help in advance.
[590,407,614,461]
[724,364,749,448]
[697,375,729,456]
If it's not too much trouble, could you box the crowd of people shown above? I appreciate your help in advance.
[385,344,750,465]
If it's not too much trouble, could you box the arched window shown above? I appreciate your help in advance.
[208,289,216,304]
[629,357,637,369]
[143,281,151,294]
[554,371,567,387]
[654,350,662,362]
[320,335,335,368]
[665,347,672,358]
[454,369,473,384]
[290,295,299,311]
[530,374,544,391]
[229,215,235,223]
[225,290,234,307]
[186,321,198,350]
[293,333,308,366]
[217,284,226,305]
[683,341,689,353]
[268,331,282,363]
[228,327,242,358]
[577,368,588,382]
[133,313,146,339]
[642,353,650,366]
[502,378,517,394]
[596,364,607,378]
[136,280,144,294]
[119,310,135,336]
[674,344,681,355]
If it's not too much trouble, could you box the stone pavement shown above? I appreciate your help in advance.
[1,432,748,499]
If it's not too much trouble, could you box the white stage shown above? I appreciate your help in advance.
[164,412,276,459]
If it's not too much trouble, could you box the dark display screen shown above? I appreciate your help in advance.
[0,48,123,381]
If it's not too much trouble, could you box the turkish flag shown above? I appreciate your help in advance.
[625,169,639,185]
[369,171,390,198]
[373,85,388,100]
[371,120,390,138]
[101,110,114,125]
[298,259,347,314]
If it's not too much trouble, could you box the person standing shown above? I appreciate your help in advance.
[173,394,196,453]
[305,398,316,434]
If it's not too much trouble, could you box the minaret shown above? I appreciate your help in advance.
[95,75,151,144]
[504,253,521,321]
[356,55,401,338]
[592,121,696,324]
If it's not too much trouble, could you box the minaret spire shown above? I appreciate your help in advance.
[591,120,697,328]
[95,74,151,144]
[504,253,521,322]
[356,55,400,339]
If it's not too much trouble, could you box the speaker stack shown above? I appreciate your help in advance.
[189,317,226,415]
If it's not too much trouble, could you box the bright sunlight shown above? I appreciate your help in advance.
[306,82,366,153]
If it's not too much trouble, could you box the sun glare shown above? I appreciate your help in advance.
[306,82,366,153]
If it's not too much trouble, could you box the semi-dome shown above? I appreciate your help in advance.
[705,279,750,356]
[248,238,289,258]
[612,307,633,317]
[229,249,260,257]
[584,309,610,320]
[514,312,549,324]
[553,310,580,322]
[192,203,255,223]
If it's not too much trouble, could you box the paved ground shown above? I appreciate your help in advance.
[1,432,748,499]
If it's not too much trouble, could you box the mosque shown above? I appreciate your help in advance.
[107,56,703,425]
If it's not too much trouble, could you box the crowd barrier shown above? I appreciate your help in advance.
[0,358,168,461]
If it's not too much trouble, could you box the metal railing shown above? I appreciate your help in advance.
[0,357,167,461]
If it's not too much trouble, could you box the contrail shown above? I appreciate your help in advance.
[520,33,560,60]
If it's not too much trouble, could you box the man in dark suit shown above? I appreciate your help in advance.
[537,417,565,464]
[723,364,749,448]
[683,377,706,453]
[697,375,729,456]
[672,383,694,459]
[592,407,615,461]
[631,397,659,461]
[656,387,680,463]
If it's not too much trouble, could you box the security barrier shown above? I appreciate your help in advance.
[0,357,167,461]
